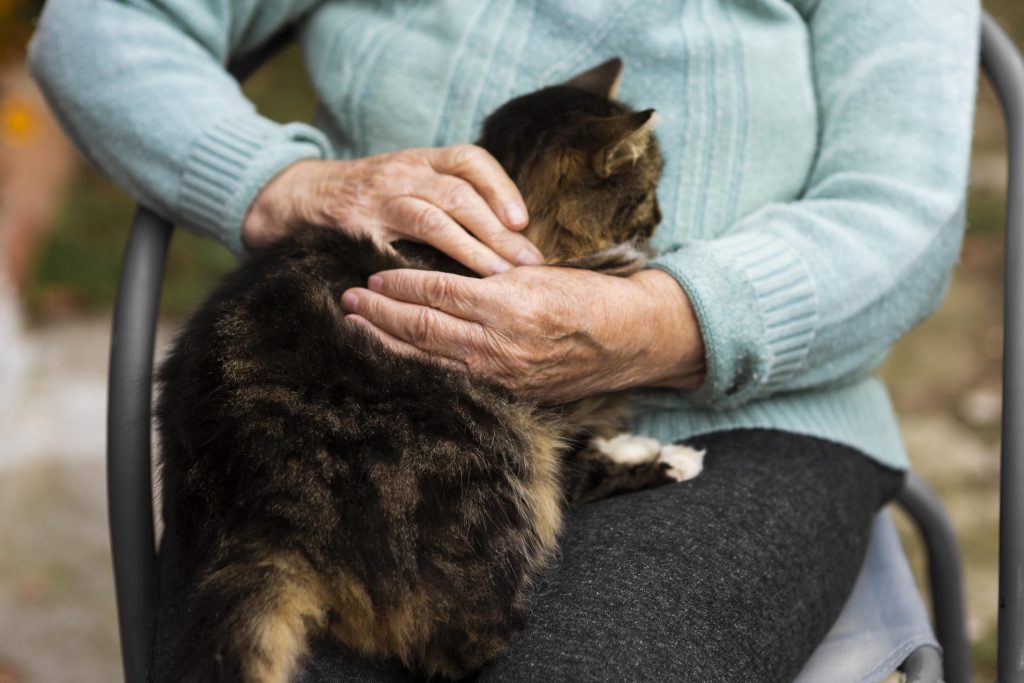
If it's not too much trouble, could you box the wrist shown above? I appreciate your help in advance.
[625,269,706,390]
[242,158,326,250]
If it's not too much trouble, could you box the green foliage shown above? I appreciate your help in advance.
[27,173,128,314]
[241,43,318,125]
[967,187,1007,236]
[26,170,238,317]
[987,0,1024,44]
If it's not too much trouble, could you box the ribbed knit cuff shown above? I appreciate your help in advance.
[650,232,818,407]
[177,114,332,254]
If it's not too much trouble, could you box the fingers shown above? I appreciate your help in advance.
[294,146,543,275]
[344,314,468,372]
[412,175,543,269]
[340,286,481,360]
[386,196,514,276]
[366,269,494,323]
[429,144,530,230]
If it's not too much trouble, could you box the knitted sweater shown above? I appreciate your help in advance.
[28,0,980,470]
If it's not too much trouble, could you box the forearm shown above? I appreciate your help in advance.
[649,0,979,408]
[28,0,330,254]
[615,269,705,392]
[338,261,704,403]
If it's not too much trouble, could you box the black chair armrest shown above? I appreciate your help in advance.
[981,13,1024,682]
[895,474,971,683]
[107,207,173,682]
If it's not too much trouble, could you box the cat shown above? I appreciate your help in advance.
[155,57,704,683]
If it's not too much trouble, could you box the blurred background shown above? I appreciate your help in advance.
[0,2,1020,681]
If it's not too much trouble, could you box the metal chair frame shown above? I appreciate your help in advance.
[105,15,1024,683]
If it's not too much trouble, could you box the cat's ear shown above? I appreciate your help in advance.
[563,57,623,99]
[584,108,658,179]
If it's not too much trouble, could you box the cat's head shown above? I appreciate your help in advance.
[477,58,663,271]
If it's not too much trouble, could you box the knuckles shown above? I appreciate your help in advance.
[407,307,437,348]
[446,143,487,168]
[409,202,443,237]
[440,179,476,211]
[427,276,459,310]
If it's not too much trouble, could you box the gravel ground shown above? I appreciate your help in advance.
[0,318,176,683]
[0,318,119,683]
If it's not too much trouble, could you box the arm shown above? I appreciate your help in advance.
[30,0,539,270]
[28,0,331,254]
[649,0,981,407]
[340,265,704,403]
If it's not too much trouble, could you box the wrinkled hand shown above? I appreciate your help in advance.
[242,146,543,275]
[340,266,705,402]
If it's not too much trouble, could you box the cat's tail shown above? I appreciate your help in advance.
[173,545,328,683]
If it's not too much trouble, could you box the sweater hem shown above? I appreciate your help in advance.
[629,376,909,471]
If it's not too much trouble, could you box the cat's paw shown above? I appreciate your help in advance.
[593,433,663,465]
[658,445,705,482]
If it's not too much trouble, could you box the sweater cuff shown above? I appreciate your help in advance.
[177,114,332,254]
[649,232,818,407]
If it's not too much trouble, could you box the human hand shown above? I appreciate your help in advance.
[339,266,705,402]
[242,146,543,275]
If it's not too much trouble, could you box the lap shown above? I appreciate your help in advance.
[475,429,902,682]
[153,429,903,682]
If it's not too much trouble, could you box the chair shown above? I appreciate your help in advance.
[105,14,1024,683]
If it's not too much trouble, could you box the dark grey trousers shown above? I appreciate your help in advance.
[152,429,903,682]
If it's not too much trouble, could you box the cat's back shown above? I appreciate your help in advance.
[154,226,540,544]
[156,226,394,435]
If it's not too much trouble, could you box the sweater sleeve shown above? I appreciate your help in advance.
[648,0,980,408]
[28,0,333,254]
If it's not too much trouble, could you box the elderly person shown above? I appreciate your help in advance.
[29,0,978,680]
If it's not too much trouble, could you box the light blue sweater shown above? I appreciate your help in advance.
[29,0,980,470]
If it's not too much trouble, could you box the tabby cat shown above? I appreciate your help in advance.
[156,58,704,683]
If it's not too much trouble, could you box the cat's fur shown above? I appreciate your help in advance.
[156,58,698,682]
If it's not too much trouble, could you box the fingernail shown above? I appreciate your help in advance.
[504,203,527,226]
[491,260,513,274]
[341,291,359,312]
[515,247,543,266]
[367,274,383,292]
